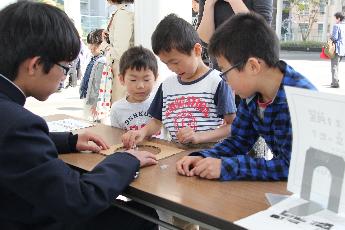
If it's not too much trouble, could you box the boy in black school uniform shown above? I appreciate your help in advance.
[0,2,158,229]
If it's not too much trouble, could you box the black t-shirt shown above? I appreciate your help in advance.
[198,0,273,29]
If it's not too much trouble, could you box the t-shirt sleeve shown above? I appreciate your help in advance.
[110,102,122,129]
[253,0,273,25]
[214,80,237,117]
[148,83,163,121]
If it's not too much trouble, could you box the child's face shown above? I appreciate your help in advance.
[192,0,199,13]
[158,48,200,82]
[217,55,256,99]
[88,43,101,56]
[120,67,156,103]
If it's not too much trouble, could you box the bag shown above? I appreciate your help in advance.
[324,39,336,59]
[320,47,330,59]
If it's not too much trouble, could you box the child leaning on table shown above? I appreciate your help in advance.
[176,12,317,181]
[122,13,236,149]
[110,46,158,131]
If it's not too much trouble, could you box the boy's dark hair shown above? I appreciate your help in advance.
[151,14,201,55]
[335,12,345,21]
[87,29,103,45]
[0,2,80,81]
[119,46,158,78]
[208,12,279,70]
[108,0,134,3]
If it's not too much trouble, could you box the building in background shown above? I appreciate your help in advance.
[275,0,345,42]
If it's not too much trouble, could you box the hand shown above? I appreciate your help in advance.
[126,149,158,167]
[176,156,203,176]
[76,132,110,153]
[205,0,218,7]
[176,126,200,144]
[121,130,145,149]
[190,157,221,179]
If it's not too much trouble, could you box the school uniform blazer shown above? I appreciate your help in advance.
[0,75,139,229]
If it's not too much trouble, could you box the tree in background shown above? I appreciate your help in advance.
[287,0,326,41]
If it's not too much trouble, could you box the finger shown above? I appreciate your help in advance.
[142,151,157,161]
[84,144,101,153]
[182,160,192,176]
[176,159,185,175]
[143,158,158,167]
[198,165,209,178]
[90,136,109,150]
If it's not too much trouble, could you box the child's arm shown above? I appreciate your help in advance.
[176,114,236,144]
[122,118,162,149]
[176,113,235,144]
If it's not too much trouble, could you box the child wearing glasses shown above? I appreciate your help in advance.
[176,12,316,181]
[122,14,236,149]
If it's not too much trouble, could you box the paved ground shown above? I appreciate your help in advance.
[25,50,345,118]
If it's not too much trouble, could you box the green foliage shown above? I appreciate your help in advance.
[286,0,326,41]
[281,41,324,48]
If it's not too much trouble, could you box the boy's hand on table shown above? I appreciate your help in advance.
[176,126,200,144]
[121,130,145,149]
[76,132,110,153]
[176,156,203,176]
[190,158,221,179]
[126,149,158,167]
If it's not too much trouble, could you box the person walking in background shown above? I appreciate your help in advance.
[330,12,345,88]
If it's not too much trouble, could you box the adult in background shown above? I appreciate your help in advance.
[102,0,134,102]
[330,12,345,88]
[0,2,158,229]
[198,0,273,158]
[197,0,273,69]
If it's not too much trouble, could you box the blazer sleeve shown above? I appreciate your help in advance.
[0,114,139,224]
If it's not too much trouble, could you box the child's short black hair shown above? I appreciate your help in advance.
[151,14,201,55]
[119,46,158,78]
[335,12,345,21]
[87,29,103,45]
[0,2,80,80]
[209,12,279,70]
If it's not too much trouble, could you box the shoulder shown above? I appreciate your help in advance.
[0,99,47,136]
[94,56,106,65]
[283,63,316,90]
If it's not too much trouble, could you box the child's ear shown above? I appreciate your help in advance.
[193,43,203,56]
[246,57,261,75]
[118,74,125,85]
[26,56,41,76]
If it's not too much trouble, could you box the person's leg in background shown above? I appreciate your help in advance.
[331,53,342,88]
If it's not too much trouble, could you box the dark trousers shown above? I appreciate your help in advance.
[331,53,343,86]
[71,201,158,230]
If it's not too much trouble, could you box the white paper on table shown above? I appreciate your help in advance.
[235,195,345,230]
[47,118,94,132]
[285,87,345,213]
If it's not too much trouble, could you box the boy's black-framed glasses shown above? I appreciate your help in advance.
[56,63,71,75]
[219,63,242,82]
